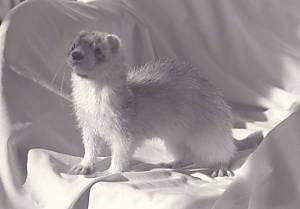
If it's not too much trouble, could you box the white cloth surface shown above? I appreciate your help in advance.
[0,0,23,20]
[0,0,300,208]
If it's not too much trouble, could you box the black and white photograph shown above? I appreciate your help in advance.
[0,0,300,208]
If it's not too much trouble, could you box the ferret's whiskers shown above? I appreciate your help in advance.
[50,62,67,86]
[60,70,66,105]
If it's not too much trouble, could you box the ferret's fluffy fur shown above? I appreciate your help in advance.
[68,31,236,176]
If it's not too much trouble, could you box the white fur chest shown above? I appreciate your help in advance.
[71,74,117,136]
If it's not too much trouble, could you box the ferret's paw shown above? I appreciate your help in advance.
[69,164,93,175]
[107,166,124,174]
[210,168,234,178]
[107,168,120,174]
[107,163,129,174]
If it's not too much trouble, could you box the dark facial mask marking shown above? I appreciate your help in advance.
[94,47,106,62]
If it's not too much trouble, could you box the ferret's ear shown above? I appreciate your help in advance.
[78,30,89,38]
[106,34,121,53]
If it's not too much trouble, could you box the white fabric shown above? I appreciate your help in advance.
[0,0,300,208]
[0,0,23,20]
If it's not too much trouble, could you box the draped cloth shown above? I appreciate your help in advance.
[0,0,23,21]
[1,0,300,208]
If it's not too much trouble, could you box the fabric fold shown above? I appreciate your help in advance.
[1,0,300,208]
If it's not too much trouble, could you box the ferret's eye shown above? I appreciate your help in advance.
[94,48,102,55]
[94,48,105,61]
[70,44,76,52]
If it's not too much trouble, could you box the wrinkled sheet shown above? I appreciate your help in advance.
[1,0,300,208]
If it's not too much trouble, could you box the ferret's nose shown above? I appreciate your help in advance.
[71,51,84,61]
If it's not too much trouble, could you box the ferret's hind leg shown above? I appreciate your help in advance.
[191,133,236,177]
[210,164,234,177]
[161,138,191,169]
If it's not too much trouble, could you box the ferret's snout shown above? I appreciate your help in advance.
[71,51,84,61]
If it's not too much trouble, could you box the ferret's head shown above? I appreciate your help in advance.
[67,31,122,79]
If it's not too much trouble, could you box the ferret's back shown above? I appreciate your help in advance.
[127,59,198,88]
[126,59,220,100]
[126,59,232,133]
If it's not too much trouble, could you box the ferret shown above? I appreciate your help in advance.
[67,31,236,177]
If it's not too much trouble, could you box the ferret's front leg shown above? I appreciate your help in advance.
[108,135,134,174]
[69,128,97,175]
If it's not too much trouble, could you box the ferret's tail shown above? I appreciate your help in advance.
[234,131,264,151]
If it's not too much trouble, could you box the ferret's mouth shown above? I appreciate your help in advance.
[69,62,88,78]
[76,73,88,78]
[70,60,82,66]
